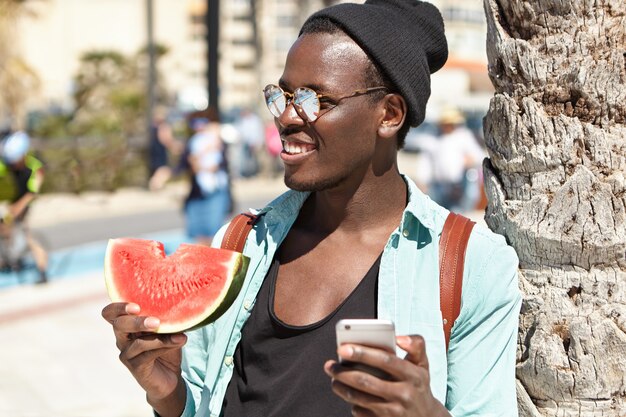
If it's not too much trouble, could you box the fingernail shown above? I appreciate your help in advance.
[125,303,140,314]
[171,333,186,343]
[397,336,412,345]
[339,345,354,359]
[323,361,340,375]
[144,317,160,329]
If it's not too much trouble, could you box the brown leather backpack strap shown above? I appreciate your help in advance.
[220,212,258,253]
[439,212,475,351]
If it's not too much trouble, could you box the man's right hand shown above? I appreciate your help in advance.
[101,302,187,417]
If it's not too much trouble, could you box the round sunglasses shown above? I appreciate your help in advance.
[263,84,388,122]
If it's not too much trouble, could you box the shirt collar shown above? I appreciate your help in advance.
[250,189,310,226]
[251,174,445,234]
[401,174,446,234]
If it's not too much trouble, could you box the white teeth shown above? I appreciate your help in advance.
[283,142,312,155]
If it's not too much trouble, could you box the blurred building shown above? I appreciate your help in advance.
[15,0,210,114]
[12,0,490,121]
[185,0,337,112]
[429,0,493,121]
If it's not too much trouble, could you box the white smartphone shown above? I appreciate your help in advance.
[335,319,396,379]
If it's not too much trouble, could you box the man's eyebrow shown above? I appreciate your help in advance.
[278,79,329,93]
[305,83,328,93]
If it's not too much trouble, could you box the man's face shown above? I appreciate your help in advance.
[275,32,383,192]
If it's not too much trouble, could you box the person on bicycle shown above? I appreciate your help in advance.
[0,129,48,284]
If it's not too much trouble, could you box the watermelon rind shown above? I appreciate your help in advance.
[104,238,250,334]
[154,254,249,333]
[186,255,249,331]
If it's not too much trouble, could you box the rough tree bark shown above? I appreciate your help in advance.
[482,0,626,416]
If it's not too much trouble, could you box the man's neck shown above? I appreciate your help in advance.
[299,170,407,235]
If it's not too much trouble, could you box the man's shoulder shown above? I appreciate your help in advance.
[467,219,511,251]
[451,215,518,274]
[421,205,519,296]
[403,176,512,257]
[257,189,309,225]
[212,188,307,248]
[462,220,520,307]
[426,208,517,274]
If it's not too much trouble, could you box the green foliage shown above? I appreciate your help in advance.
[37,136,148,193]
[30,113,72,139]
[31,44,172,193]
[138,43,170,59]
[74,51,130,105]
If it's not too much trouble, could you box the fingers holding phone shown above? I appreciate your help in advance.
[334,319,397,380]
[326,321,445,417]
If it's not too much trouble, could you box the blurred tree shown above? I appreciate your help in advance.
[72,50,140,136]
[31,44,171,193]
[72,45,170,138]
[0,1,172,193]
[483,0,626,416]
[0,0,41,125]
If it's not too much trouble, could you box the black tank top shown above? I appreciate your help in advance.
[221,255,380,417]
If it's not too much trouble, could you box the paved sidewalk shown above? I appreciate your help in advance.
[0,273,151,417]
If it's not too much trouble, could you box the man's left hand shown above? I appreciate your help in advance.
[324,335,451,417]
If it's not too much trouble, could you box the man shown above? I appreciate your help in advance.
[0,129,48,283]
[234,108,264,178]
[148,106,182,191]
[425,107,487,211]
[183,112,231,246]
[102,1,521,416]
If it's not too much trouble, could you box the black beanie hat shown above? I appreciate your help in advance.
[300,0,448,127]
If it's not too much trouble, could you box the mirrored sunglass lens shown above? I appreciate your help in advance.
[295,88,320,121]
[265,86,286,117]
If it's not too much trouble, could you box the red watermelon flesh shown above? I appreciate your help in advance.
[104,238,249,333]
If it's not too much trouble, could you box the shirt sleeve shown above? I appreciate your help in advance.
[445,238,522,416]
[178,327,211,416]
[172,222,230,417]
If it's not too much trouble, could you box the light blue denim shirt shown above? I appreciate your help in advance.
[178,175,521,417]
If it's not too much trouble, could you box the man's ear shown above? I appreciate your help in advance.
[378,94,407,139]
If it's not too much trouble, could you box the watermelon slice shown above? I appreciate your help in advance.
[104,238,249,333]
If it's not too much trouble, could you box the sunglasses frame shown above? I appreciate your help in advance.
[263,84,388,122]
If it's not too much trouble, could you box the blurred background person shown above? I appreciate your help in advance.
[422,107,487,212]
[406,123,439,194]
[235,108,264,178]
[179,108,231,246]
[264,121,283,178]
[0,129,48,284]
[147,106,182,191]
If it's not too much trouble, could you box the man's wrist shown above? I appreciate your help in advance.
[427,396,452,417]
[147,377,187,417]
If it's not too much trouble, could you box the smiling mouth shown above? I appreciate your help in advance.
[282,140,317,155]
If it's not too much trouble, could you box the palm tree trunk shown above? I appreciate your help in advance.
[482,0,626,415]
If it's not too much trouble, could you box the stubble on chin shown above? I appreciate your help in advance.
[283,173,344,193]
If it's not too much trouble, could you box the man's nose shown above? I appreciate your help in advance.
[276,101,306,128]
